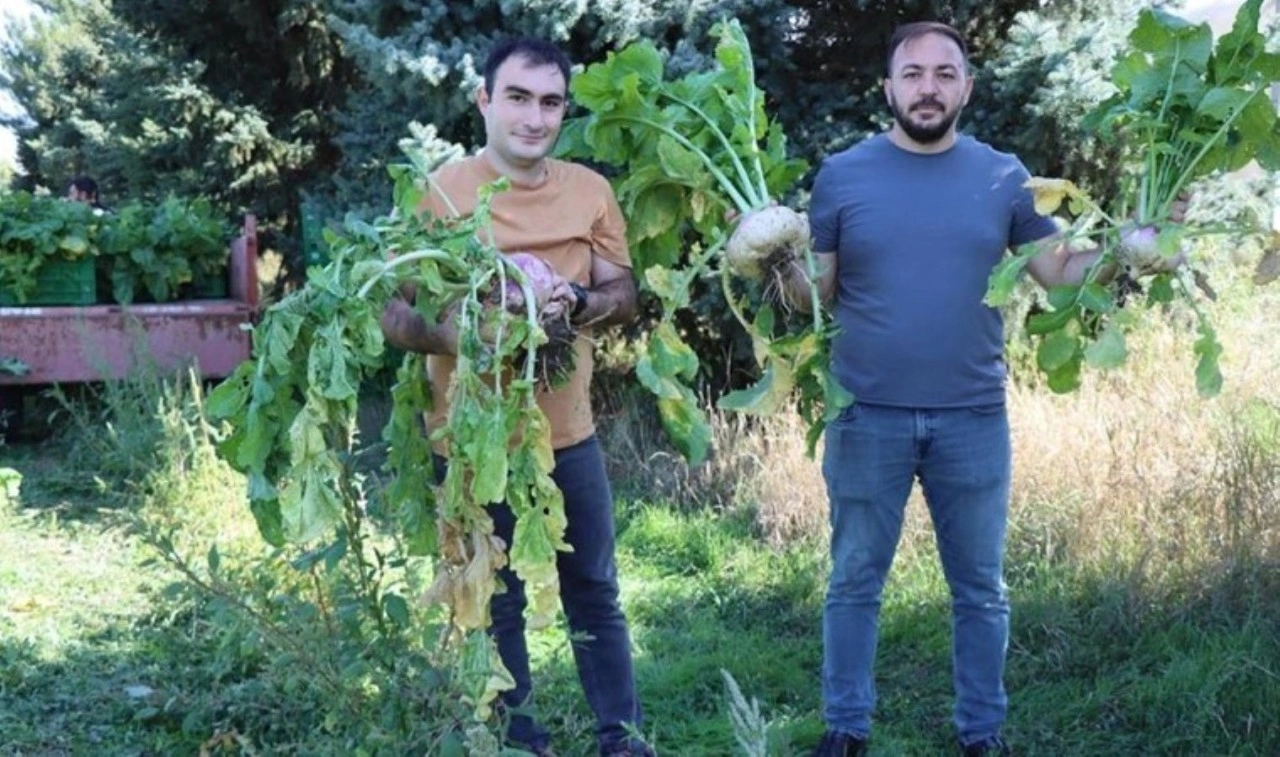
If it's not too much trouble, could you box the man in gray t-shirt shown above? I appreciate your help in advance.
[792,21,1145,757]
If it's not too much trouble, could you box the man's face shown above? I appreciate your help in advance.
[883,32,973,145]
[67,185,89,203]
[478,54,568,170]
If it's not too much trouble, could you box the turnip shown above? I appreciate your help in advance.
[1116,223,1186,275]
[488,251,577,388]
[216,178,576,638]
[725,205,810,286]
[562,18,851,462]
[497,252,558,311]
[986,0,1280,398]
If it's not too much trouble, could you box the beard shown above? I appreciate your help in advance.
[889,92,960,144]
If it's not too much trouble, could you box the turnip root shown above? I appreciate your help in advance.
[725,205,809,280]
[1117,223,1186,275]
[482,251,578,387]
[496,252,560,311]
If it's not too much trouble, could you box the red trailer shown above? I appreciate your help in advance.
[1,215,260,434]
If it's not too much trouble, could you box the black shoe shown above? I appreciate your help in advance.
[812,730,868,757]
[962,735,1010,756]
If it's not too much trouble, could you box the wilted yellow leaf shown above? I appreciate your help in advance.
[1024,177,1081,216]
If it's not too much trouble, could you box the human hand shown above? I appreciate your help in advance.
[1117,192,1193,275]
[380,298,429,352]
[1117,224,1188,275]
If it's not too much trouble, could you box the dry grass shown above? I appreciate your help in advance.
[599,280,1280,584]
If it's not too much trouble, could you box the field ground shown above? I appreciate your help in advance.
[2,270,1280,755]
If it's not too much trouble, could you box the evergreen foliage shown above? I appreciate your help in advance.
[1,0,1163,382]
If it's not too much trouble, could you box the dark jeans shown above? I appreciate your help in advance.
[436,435,642,753]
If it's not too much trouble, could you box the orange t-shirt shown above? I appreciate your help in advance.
[421,153,631,450]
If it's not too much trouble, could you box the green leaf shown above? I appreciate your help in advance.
[649,322,699,381]
[1213,0,1265,81]
[280,465,343,543]
[470,416,509,504]
[657,392,711,465]
[635,354,685,400]
[383,593,411,628]
[1194,322,1224,397]
[1078,283,1115,314]
[249,496,285,547]
[1196,87,1252,121]
[1026,307,1075,336]
[1037,330,1081,373]
[1131,9,1213,72]
[1083,326,1128,369]
[205,364,251,421]
[58,235,89,256]
[656,135,705,181]
[1045,354,1083,394]
[717,361,795,416]
[1147,274,1176,304]
[571,41,664,113]
[984,254,1032,307]
[1046,285,1080,311]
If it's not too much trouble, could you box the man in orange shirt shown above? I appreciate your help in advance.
[380,37,651,757]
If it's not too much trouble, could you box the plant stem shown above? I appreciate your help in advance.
[602,114,755,215]
[493,255,542,386]
[801,246,823,334]
[658,91,763,208]
[427,174,461,219]
[720,256,756,335]
[356,248,456,299]
[685,234,728,281]
[730,22,772,205]
[1160,89,1263,219]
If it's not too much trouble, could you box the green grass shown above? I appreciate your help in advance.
[2,425,1278,755]
[514,502,1280,756]
[0,446,195,754]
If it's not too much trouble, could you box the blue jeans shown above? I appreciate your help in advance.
[821,403,1011,744]
[437,435,643,753]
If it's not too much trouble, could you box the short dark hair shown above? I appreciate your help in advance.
[887,22,969,74]
[69,175,99,199]
[482,37,571,97]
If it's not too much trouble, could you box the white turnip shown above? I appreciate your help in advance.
[725,205,809,281]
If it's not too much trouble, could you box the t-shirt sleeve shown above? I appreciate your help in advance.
[592,179,632,269]
[808,158,841,253]
[1008,160,1059,247]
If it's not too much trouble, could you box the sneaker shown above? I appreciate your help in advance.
[961,735,1011,756]
[812,730,868,757]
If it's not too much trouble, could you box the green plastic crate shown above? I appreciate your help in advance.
[189,267,229,299]
[0,258,97,306]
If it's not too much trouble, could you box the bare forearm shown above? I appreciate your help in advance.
[1059,249,1119,287]
[574,275,637,329]
[380,300,458,355]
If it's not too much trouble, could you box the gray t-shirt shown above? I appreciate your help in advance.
[809,133,1057,408]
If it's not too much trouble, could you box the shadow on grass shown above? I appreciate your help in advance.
[0,605,226,754]
[501,500,1280,757]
